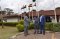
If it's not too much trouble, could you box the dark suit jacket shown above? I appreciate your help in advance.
[40,15,45,25]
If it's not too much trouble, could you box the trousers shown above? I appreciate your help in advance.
[24,26,28,35]
[40,24,45,34]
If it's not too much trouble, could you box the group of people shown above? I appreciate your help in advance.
[24,14,46,36]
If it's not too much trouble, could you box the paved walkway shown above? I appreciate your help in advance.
[13,30,60,39]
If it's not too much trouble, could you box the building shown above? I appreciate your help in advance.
[3,14,21,22]
[3,7,60,22]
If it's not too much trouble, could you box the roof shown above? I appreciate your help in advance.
[3,14,21,18]
[39,10,54,16]
[3,7,60,18]
[0,11,6,13]
[56,7,60,9]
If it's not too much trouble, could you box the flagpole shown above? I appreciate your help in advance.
[29,7,30,20]
[21,6,22,20]
[21,9,22,20]
[32,3,36,20]
[34,2,37,18]
[37,11,39,18]
[32,3,33,20]
[32,9,33,20]
[35,1,39,18]
[32,0,36,20]
[21,5,26,20]
[18,3,20,21]
[28,4,33,20]
[53,0,57,23]
[35,2,37,16]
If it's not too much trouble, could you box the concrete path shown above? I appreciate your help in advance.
[13,30,60,39]
[54,32,60,39]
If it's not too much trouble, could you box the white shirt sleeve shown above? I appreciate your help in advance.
[40,16,42,22]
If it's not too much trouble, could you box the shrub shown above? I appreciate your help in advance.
[45,22,60,32]
[16,20,24,32]
[53,23,60,32]
[0,22,18,26]
[16,20,34,32]
[16,22,34,32]
[19,20,24,25]
[16,24,24,32]
[45,22,53,31]
[16,19,60,32]
[4,22,18,26]
[28,22,34,29]
[0,22,2,25]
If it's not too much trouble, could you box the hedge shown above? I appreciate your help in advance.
[45,22,53,31]
[53,23,60,32]
[16,24,24,32]
[19,20,24,25]
[0,22,2,25]
[16,20,60,32]
[45,22,60,32]
[0,22,18,26]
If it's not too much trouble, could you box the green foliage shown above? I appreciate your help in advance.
[16,19,60,32]
[16,24,24,32]
[0,22,18,26]
[45,22,60,32]
[16,20,24,32]
[16,20,34,32]
[0,26,18,39]
[53,23,60,32]
[28,22,34,29]
[45,22,53,31]
[0,22,2,25]
[19,20,24,25]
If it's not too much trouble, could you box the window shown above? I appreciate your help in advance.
[45,16,51,22]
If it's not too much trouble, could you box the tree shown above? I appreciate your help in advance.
[0,6,4,28]
[4,8,14,15]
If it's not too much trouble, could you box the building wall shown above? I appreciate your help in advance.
[6,18,19,22]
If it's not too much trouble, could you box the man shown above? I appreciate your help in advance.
[24,14,30,36]
[39,14,46,35]
[33,16,39,34]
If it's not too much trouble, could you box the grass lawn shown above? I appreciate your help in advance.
[0,26,19,39]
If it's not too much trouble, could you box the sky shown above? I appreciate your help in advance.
[0,0,60,14]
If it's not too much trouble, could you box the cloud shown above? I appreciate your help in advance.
[0,0,60,13]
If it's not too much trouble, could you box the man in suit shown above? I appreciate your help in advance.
[24,14,30,36]
[39,14,46,35]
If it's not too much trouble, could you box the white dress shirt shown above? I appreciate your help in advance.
[40,16,43,22]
